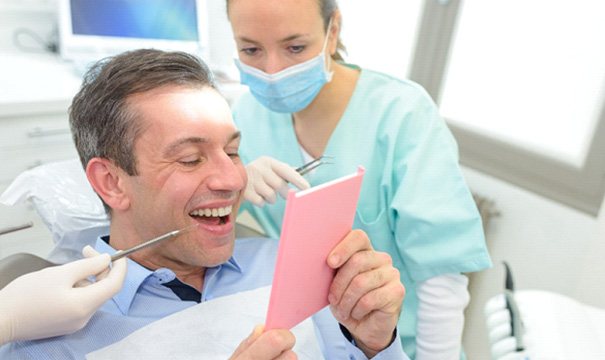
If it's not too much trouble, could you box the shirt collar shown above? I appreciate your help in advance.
[223,254,242,273]
[95,237,153,314]
[94,236,243,314]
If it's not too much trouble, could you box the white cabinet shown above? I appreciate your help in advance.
[0,112,77,184]
[0,53,81,259]
[0,112,78,259]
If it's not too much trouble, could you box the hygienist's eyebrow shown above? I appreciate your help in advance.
[238,34,309,45]
[163,137,208,157]
[237,36,259,45]
[279,34,309,43]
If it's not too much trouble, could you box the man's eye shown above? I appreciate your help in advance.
[179,158,201,166]
[227,152,240,159]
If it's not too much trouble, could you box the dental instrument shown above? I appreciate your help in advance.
[110,224,197,262]
[503,261,525,352]
[0,222,34,236]
[295,155,333,176]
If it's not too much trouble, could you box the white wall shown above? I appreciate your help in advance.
[203,0,237,77]
[461,165,605,359]
[0,1,56,53]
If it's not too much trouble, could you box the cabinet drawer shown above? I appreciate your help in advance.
[0,111,72,148]
[0,142,78,184]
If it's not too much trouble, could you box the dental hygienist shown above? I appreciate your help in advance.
[0,246,126,345]
[226,0,492,358]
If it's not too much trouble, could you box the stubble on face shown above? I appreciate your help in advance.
[111,86,247,286]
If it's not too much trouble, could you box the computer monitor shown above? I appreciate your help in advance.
[58,0,209,63]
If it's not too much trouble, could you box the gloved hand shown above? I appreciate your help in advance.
[244,156,310,207]
[0,246,127,345]
[485,293,534,360]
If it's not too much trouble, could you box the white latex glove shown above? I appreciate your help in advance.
[0,246,127,345]
[485,293,533,360]
[245,156,310,207]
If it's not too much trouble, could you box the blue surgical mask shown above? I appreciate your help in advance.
[234,19,334,113]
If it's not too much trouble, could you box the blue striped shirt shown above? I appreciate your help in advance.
[0,236,406,359]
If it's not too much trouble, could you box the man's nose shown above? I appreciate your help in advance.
[206,154,246,192]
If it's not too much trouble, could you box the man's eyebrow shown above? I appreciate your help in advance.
[228,131,241,143]
[163,131,241,157]
[163,137,208,157]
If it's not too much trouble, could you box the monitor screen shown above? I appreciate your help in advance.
[58,0,208,62]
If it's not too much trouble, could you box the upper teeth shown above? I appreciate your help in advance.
[190,205,233,217]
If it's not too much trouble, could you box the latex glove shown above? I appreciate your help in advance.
[0,246,127,345]
[229,325,296,359]
[485,293,529,360]
[245,156,310,207]
[490,336,532,360]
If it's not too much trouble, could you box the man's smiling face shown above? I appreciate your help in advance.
[121,85,247,269]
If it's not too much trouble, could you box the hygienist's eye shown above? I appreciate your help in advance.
[240,47,259,56]
[288,45,305,54]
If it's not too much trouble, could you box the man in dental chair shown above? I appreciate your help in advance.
[0,49,407,359]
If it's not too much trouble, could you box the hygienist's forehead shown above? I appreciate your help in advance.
[229,0,324,40]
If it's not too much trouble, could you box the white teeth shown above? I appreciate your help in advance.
[190,205,232,218]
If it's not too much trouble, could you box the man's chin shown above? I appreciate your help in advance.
[199,241,235,267]
[202,255,233,268]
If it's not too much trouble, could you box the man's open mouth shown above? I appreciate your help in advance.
[189,205,232,225]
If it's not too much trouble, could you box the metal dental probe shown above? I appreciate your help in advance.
[110,224,198,262]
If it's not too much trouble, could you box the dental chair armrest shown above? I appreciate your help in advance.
[0,253,56,290]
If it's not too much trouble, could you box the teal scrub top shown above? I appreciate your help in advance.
[233,67,492,358]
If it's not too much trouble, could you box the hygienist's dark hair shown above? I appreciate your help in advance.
[225,0,347,61]
[69,49,217,177]
[318,0,347,61]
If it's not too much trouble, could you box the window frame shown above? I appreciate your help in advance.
[409,0,605,215]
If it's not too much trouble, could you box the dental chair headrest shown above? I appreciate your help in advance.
[0,159,109,263]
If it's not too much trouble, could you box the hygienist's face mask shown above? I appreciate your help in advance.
[234,18,334,114]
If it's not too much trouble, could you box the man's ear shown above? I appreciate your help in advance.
[86,158,131,211]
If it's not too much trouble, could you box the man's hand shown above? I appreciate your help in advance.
[327,229,405,357]
[230,325,297,359]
